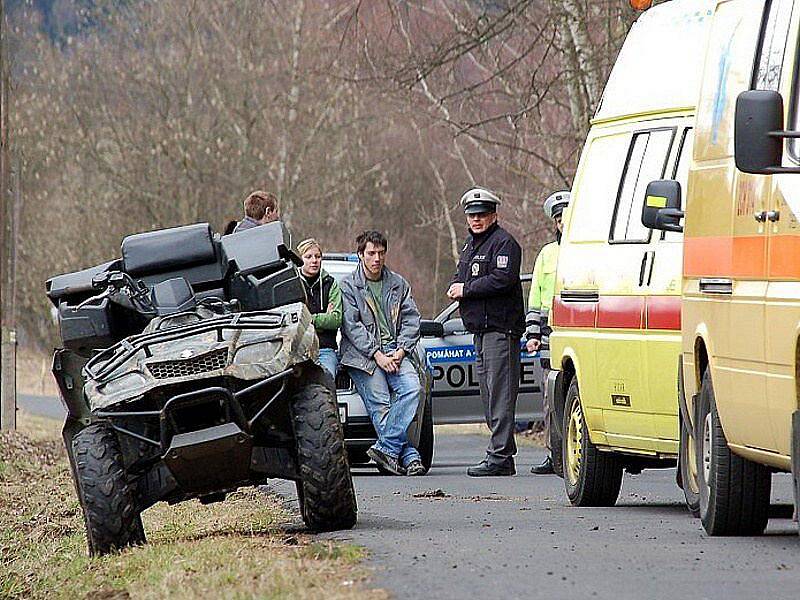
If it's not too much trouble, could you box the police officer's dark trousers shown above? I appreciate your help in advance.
[474,331,519,467]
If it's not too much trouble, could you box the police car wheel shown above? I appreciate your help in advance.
[695,369,770,536]
[562,376,623,507]
[347,448,371,465]
[678,411,700,517]
[417,396,434,473]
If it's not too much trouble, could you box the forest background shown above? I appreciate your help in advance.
[5,0,664,352]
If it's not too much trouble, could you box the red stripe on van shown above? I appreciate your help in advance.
[646,296,681,330]
[552,297,597,328]
[553,295,680,331]
[597,296,644,329]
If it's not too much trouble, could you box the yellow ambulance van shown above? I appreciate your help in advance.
[643,0,800,535]
[548,0,714,507]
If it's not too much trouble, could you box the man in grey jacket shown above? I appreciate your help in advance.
[233,190,279,233]
[340,230,425,476]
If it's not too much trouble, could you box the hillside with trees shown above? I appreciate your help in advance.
[6,0,655,350]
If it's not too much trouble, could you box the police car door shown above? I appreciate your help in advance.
[422,275,543,424]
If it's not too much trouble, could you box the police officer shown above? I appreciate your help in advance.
[526,191,570,475]
[448,187,525,476]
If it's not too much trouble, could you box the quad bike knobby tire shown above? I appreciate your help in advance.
[562,376,624,506]
[292,383,358,531]
[72,422,146,555]
[695,369,770,536]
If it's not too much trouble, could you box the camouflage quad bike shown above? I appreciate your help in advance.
[46,222,357,555]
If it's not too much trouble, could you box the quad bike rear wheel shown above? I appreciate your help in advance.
[72,422,146,555]
[292,382,358,531]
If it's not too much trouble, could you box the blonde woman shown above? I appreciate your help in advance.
[297,238,342,379]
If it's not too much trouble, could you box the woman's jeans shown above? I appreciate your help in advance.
[318,348,339,380]
[348,358,422,468]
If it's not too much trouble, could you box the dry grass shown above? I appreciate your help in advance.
[1,412,384,600]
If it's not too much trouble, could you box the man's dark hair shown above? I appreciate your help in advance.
[356,230,388,254]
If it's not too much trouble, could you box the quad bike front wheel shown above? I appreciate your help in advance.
[292,383,358,531]
[72,422,146,555]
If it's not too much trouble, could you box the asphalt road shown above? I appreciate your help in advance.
[15,398,800,599]
[312,433,800,600]
[17,394,66,420]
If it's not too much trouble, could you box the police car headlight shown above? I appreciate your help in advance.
[99,372,147,395]
[233,341,282,365]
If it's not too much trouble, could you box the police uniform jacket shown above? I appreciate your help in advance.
[453,222,525,337]
[525,240,559,346]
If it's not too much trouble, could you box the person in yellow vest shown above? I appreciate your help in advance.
[526,190,570,475]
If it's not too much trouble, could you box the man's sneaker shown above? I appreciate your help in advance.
[405,460,426,476]
[466,460,515,477]
[530,456,555,475]
[367,446,403,476]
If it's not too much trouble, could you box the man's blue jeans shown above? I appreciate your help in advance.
[349,358,422,468]
[318,348,339,380]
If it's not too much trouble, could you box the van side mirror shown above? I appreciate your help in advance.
[735,90,800,174]
[641,180,683,233]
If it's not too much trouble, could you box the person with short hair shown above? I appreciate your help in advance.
[339,230,425,476]
[448,187,525,477]
[527,191,570,475]
[297,238,342,380]
[233,190,279,233]
[222,219,238,236]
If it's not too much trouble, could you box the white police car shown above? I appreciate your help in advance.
[423,274,544,424]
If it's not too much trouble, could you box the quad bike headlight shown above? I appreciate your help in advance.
[99,372,147,395]
[233,341,282,365]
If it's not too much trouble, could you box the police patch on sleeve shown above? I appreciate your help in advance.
[497,255,509,269]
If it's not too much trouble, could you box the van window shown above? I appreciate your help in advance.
[753,0,793,91]
[662,128,693,242]
[610,129,674,244]
[567,133,630,243]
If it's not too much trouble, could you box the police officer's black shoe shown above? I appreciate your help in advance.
[530,456,555,475]
[466,460,515,477]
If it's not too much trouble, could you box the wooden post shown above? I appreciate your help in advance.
[0,0,17,431]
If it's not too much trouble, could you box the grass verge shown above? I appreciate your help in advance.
[1,412,383,600]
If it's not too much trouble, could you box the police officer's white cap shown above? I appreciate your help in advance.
[543,190,570,220]
[461,187,501,214]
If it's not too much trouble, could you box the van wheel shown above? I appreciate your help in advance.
[695,369,770,535]
[679,411,700,517]
[72,422,146,556]
[292,383,358,532]
[562,377,623,506]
